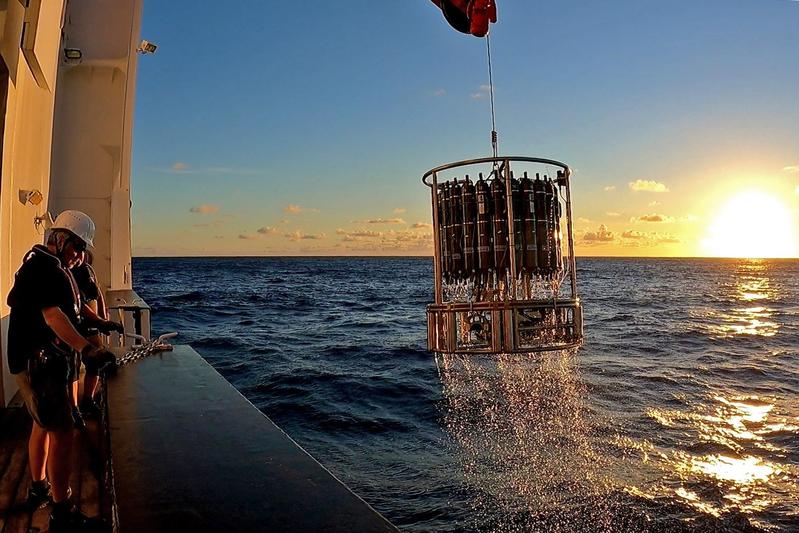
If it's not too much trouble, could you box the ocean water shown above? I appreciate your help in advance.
[133,257,799,532]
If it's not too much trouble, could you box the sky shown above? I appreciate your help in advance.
[130,0,799,257]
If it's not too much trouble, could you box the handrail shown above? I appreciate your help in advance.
[422,156,570,187]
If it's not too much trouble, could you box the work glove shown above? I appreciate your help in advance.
[82,344,118,376]
[96,320,124,335]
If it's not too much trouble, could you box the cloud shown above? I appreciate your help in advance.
[629,179,669,193]
[603,186,616,192]
[257,226,279,235]
[649,201,661,207]
[352,218,407,225]
[150,164,259,176]
[583,224,614,242]
[393,208,406,214]
[621,230,646,240]
[238,233,258,240]
[679,214,699,223]
[630,213,675,223]
[391,230,433,243]
[783,166,799,174]
[620,230,680,245]
[285,231,326,241]
[337,229,389,241]
[282,204,320,215]
[347,230,383,238]
[192,220,226,228]
[341,229,433,252]
[189,204,219,215]
[470,84,491,100]
[606,212,621,217]
[412,222,433,229]
[433,89,446,97]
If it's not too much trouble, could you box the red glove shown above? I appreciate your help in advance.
[468,0,497,37]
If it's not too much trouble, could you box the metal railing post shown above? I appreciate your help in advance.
[563,168,578,298]
[503,159,517,294]
[431,171,443,305]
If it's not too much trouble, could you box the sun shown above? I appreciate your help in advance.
[702,190,798,258]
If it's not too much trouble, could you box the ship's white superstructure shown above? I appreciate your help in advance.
[0,0,143,406]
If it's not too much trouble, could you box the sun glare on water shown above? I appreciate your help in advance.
[702,190,798,258]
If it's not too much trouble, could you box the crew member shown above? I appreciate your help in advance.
[7,210,117,532]
[71,250,116,421]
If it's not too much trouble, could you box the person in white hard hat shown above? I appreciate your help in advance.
[6,210,118,532]
[71,249,112,422]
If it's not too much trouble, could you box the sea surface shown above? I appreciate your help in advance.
[133,257,799,532]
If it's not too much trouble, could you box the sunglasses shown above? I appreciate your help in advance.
[70,238,87,253]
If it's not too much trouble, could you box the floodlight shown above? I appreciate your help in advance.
[137,40,158,55]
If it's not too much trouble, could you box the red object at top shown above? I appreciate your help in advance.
[431,0,497,37]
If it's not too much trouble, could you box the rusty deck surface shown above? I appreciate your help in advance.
[0,403,110,533]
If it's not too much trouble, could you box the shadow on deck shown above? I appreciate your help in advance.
[0,405,110,533]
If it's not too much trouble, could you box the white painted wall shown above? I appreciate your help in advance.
[0,0,68,406]
[49,0,143,293]
[0,0,143,406]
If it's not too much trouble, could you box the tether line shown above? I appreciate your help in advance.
[486,33,498,158]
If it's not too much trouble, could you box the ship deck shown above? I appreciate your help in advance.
[106,345,397,532]
[1,346,397,532]
[0,403,109,532]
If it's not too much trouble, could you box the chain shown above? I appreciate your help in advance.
[116,336,175,367]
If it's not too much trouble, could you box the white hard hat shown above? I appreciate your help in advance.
[51,210,96,247]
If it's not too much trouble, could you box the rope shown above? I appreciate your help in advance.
[486,33,498,159]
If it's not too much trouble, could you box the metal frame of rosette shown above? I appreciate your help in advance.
[422,156,583,354]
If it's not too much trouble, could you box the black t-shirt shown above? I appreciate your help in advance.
[71,263,100,303]
[72,263,101,336]
[6,245,81,374]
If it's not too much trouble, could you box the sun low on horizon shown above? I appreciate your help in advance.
[701,190,798,259]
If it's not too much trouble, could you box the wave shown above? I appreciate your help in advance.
[163,290,206,303]
[134,257,799,532]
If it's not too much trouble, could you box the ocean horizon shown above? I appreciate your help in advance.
[132,255,799,261]
[134,256,798,532]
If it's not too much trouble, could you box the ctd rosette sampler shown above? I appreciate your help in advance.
[423,156,584,354]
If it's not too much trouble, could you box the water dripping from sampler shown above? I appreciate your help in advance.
[435,349,615,531]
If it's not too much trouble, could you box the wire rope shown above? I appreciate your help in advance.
[486,33,498,159]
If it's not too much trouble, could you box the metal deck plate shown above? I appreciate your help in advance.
[106,345,397,532]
